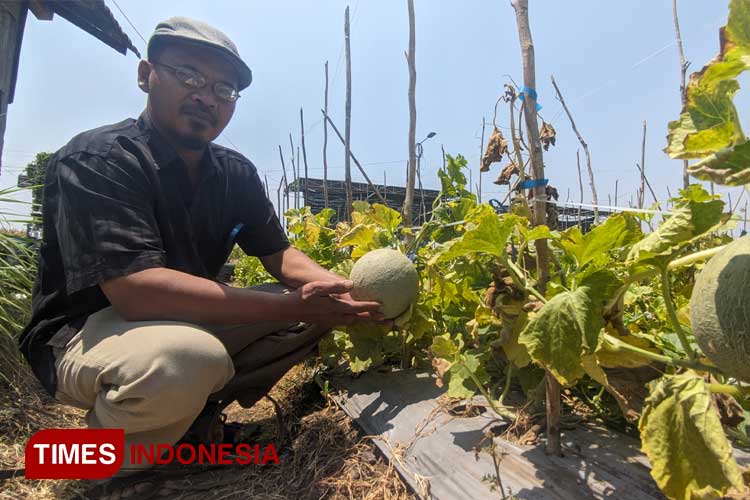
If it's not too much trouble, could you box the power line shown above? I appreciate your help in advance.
[111,0,147,46]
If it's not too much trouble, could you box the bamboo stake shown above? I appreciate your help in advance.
[615,179,619,207]
[300,108,309,208]
[479,118,486,203]
[343,6,353,219]
[323,61,330,209]
[264,174,269,198]
[551,74,599,222]
[289,134,298,210]
[403,0,417,228]
[276,178,283,223]
[672,0,691,190]
[321,111,388,205]
[297,146,301,205]
[278,145,289,219]
[639,121,646,209]
[576,150,583,226]
[636,162,663,211]
[512,0,559,456]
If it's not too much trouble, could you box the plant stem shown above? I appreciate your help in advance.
[707,383,750,398]
[499,365,513,406]
[604,245,727,318]
[603,333,720,375]
[463,363,517,420]
[502,253,547,303]
[660,267,696,360]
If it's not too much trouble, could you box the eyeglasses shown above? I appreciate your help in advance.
[151,61,240,103]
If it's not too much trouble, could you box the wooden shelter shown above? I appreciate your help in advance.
[287,177,440,225]
[0,0,140,175]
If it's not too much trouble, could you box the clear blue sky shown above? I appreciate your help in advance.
[1,0,741,225]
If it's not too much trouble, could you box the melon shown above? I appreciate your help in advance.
[349,248,419,319]
[690,236,750,381]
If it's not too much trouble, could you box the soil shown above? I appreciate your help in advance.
[0,360,414,500]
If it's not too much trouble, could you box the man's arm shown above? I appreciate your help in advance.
[100,266,382,327]
[259,246,341,288]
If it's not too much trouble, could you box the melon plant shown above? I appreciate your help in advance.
[690,236,750,381]
[349,248,419,319]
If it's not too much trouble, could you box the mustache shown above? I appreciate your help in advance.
[180,104,217,125]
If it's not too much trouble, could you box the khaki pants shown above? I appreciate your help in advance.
[52,284,328,469]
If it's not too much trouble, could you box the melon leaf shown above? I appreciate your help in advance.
[430,205,521,264]
[557,213,641,269]
[666,0,750,185]
[518,270,620,385]
[639,372,744,500]
[626,197,725,267]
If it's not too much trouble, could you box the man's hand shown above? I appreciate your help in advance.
[287,279,383,327]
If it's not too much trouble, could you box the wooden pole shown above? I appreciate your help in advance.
[576,150,583,226]
[550,74,599,222]
[512,0,559,456]
[289,134,298,209]
[278,145,289,219]
[636,162,663,211]
[615,179,619,208]
[639,121,647,209]
[417,152,426,222]
[403,0,417,228]
[300,108,309,208]
[276,178,283,223]
[344,6,353,220]
[479,118,486,203]
[297,145,301,205]
[323,61,330,209]
[672,0,691,190]
[321,111,388,205]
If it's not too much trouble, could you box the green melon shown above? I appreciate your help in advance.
[690,236,750,381]
[349,248,419,319]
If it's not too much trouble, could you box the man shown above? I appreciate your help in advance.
[19,16,382,496]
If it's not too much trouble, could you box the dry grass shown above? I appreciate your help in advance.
[0,360,414,500]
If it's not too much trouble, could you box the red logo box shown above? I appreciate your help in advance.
[25,429,124,479]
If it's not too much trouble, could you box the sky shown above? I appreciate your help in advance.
[1,0,744,228]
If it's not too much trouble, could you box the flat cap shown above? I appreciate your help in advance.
[148,16,253,90]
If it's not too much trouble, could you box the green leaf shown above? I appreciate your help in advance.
[639,372,744,500]
[369,203,402,232]
[345,325,385,373]
[447,352,485,399]
[626,200,725,267]
[688,141,750,186]
[518,224,557,242]
[430,206,521,265]
[666,0,750,185]
[518,270,619,385]
[559,214,640,269]
[431,333,460,359]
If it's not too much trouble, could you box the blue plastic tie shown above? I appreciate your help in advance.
[518,178,548,190]
[518,86,543,111]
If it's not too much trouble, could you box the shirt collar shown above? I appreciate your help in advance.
[137,111,220,175]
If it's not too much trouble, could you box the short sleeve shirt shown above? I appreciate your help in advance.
[19,112,289,396]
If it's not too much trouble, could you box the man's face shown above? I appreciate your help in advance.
[138,43,238,150]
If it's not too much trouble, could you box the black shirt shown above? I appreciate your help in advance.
[19,112,289,396]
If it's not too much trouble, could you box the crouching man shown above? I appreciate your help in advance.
[19,16,382,498]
